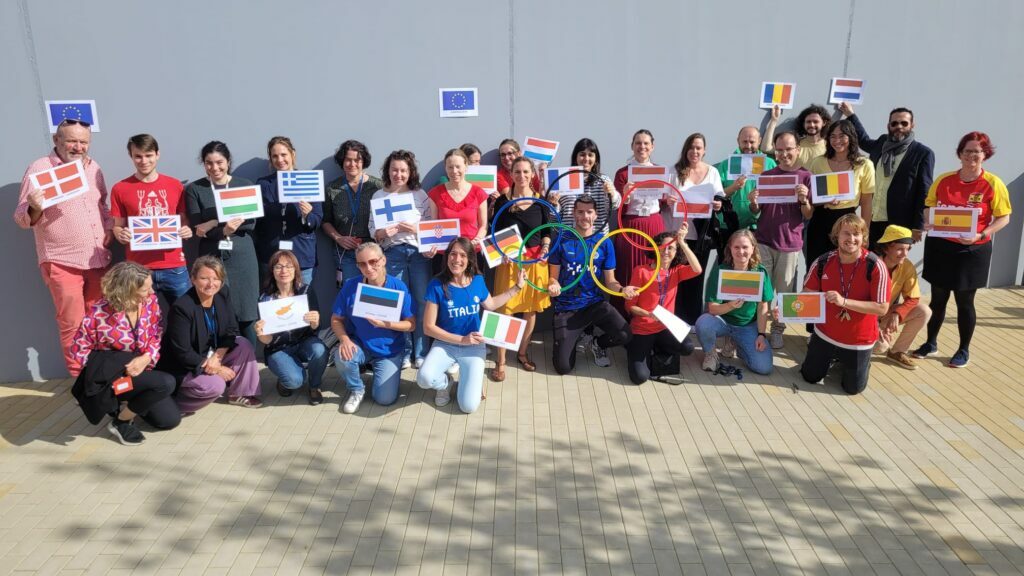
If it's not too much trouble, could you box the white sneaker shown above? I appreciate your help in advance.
[591,339,611,367]
[342,390,365,414]
[577,333,594,352]
[402,357,412,370]
[414,357,425,369]
[445,363,460,380]
[435,385,451,407]
[702,349,719,372]
[769,331,784,350]
[720,337,737,358]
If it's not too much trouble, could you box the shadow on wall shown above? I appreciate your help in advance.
[992,171,1024,286]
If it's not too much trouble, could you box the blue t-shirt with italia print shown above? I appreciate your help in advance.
[425,275,490,336]
[548,232,615,312]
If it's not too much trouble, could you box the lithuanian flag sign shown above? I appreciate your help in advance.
[776,292,826,324]
[482,225,523,269]
[929,206,979,239]
[481,310,526,351]
[717,270,764,302]
[810,171,856,204]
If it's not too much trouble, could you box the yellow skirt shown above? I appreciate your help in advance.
[494,245,551,314]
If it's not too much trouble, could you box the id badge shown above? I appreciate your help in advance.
[279,240,294,251]
[218,239,233,251]
[112,376,134,395]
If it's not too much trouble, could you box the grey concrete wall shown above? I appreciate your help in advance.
[3,0,1022,382]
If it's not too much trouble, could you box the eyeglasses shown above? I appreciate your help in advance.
[356,257,382,268]
[58,119,92,128]
[499,151,518,157]
[961,149,985,156]
[889,120,911,127]
[776,146,798,152]
[272,264,295,271]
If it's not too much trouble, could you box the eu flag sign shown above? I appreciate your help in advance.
[439,88,478,118]
[45,100,100,133]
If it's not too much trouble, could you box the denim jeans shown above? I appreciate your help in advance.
[384,243,432,360]
[336,249,360,286]
[417,341,486,413]
[333,342,404,406]
[694,313,774,375]
[300,268,314,285]
[266,335,329,390]
[151,266,191,304]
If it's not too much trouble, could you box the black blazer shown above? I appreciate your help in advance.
[158,288,240,379]
[849,114,935,230]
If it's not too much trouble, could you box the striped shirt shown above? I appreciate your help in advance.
[553,173,616,235]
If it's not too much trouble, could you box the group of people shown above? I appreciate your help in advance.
[15,101,1012,445]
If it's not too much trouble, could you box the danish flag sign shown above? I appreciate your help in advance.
[29,160,89,209]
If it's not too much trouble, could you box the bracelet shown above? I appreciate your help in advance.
[758,332,768,339]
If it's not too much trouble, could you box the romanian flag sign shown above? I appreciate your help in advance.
[828,78,865,105]
[482,225,523,269]
[214,185,264,222]
[481,310,526,351]
[129,215,182,252]
[352,284,405,323]
[29,160,89,209]
[756,174,800,204]
[522,137,559,163]
[717,269,764,302]
[627,165,671,200]
[776,292,826,324]
[416,219,461,253]
[545,167,585,196]
[929,206,979,239]
[464,165,498,194]
[726,154,769,179]
[760,82,795,109]
[810,171,856,204]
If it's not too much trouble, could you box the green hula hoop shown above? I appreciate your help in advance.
[516,222,590,293]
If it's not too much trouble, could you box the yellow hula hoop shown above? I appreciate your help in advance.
[589,228,660,297]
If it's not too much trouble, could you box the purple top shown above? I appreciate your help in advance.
[755,166,812,252]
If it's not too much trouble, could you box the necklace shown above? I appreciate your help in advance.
[835,256,861,321]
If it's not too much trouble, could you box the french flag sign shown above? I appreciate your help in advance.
[828,78,865,105]
[522,137,559,163]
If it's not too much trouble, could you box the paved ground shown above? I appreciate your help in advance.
[2,288,1023,576]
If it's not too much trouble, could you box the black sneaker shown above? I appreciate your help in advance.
[108,418,146,446]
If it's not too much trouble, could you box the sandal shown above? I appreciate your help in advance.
[228,395,264,408]
[488,365,506,382]
[517,353,537,372]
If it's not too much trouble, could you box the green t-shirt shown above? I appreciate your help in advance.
[715,150,777,230]
[704,262,774,326]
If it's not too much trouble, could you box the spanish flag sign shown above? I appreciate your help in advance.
[929,206,979,239]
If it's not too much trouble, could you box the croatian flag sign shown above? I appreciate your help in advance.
[545,167,585,196]
[416,219,461,253]
[756,174,800,204]
[371,193,420,229]
[481,310,526,351]
[45,100,100,132]
[828,78,865,105]
[522,137,559,163]
[352,283,406,323]
[439,88,478,118]
[760,82,795,109]
[277,170,325,203]
[214,185,264,222]
[129,215,182,252]
[29,159,89,209]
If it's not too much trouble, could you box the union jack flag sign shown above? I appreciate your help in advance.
[129,215,182,251]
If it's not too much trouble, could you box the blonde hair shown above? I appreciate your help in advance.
[191,255,226,281]
[830,213,868,246]
[723,229,762,270]
[101,262,151,312]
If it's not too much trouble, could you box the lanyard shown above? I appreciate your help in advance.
[281,204,288,237]
[836,257,861,321]
[345,177,364,222]
[203,305,218,349]
[656,268,668,305]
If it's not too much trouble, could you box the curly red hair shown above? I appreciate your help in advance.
[956,131,995,160]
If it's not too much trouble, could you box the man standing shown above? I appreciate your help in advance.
[872,225,931,369]
[110,134,193,310]
[14,119,112,376]
[838,103,935,245]
[715,125,776,231]
[763,104,831,169]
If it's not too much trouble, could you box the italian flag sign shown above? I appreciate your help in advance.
[480,310,526,351]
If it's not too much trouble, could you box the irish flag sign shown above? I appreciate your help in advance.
[717,269,764,302]
[214,185,264,222]
[727,154,769,179]
[481,310,526,351]
[776,292,826,324]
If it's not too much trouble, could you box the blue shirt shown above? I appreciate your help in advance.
[424,275,490,336]
[333,275,414,359]
[548,232,615,312]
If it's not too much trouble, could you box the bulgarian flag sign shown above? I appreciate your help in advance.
[465,165,498,194]
[726,154,769,179]
[480,310,526,351]
[482,225,523,269]
[810,171,856,204]
[716,269,764,302]
[929,206,979,239]
[214,185,264,221]
[776,292,826,324]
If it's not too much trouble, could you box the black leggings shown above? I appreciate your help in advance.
[926,287,977,351]
[625,330,695,384]
[552,301,632,375]
[120,370,181,430]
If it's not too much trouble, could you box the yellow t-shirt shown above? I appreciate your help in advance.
[871,151,907,222]
[795,137,826,170]
[889,259,920,304]
[809,155,876,211]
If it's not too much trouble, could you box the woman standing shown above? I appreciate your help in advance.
[550,138,620,235]
[613,130,665,293]
[489,157,553,381]
[185,141,260,345]
[914,132,1011,368]
[427,149,489,269]
[323,140,383,285]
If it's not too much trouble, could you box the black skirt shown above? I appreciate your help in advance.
[922,236,992,290]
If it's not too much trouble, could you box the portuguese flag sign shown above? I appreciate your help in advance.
[776,292,826,324]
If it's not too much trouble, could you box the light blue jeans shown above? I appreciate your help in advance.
[417,341,486,413]
[151,266,191,303]
[300,268,314,285]
[266,335,329,390]
[333,342,403,406]
[385,243,431,361]
[694,313,774,375]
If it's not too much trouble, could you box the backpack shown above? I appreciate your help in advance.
[814,250,878,283]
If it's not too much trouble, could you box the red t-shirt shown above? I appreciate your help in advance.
[804,250,891,350]
[626,264,700,335]
[925,170,1013,244]
[427,184,489,241]
[110,174,186,269]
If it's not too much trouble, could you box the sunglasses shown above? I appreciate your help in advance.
[889,120,911,127]
[356,257,382,268]
[58,118,92,128]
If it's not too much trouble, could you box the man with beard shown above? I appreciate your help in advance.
[838,103,935,245]
[763,104,831,169]
[715,125,776,232]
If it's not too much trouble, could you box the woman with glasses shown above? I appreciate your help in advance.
[255,250,328,405]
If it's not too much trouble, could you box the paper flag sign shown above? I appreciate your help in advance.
[214,185,264,222]
[545,167,585,196]
[727,154,770,179]
[651,305,692,343]
[258,294,310,335]
[277,170,325,203]
[29,159,89,209]
[45,100,100,132]
[760,82,795,109]
[464,165,497,193]
[352,283,406,323]
[371,193,420,229]
[481,310,527,351]
[756,174,800,204]
[828,78,865,105]
[129,215,181,252]
[929,206,979,239]
[776,292,826,324]
[717,269,764,302]
[482,225,523,269]
[810,171,856,204]
[416,219,461,253]
[439,87,478,118]
[522,137,559,163]
[682,183,716,219]
[627,165,671,200]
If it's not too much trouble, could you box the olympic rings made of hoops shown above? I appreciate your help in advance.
[543,168,610,234]
[490,196,563,265]
[589,228,661,297]
[617,178,688,251]
[516,222,590,294]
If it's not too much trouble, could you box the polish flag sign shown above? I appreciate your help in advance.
[29,160,88,209]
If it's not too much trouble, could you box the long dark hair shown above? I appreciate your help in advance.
[653,231,685,267]
[570,138,602,186]
[824,120,865,167]
[796,104,832,138]
[673,133,706,180]
[437,237,479,299]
